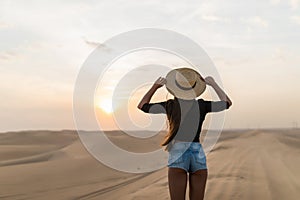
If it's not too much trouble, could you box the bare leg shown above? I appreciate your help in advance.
[189,169,208,200]
[168,168,188,200]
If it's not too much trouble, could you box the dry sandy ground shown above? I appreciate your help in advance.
[0,129,299,200]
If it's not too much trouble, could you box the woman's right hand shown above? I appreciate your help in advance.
[137,77,166,110]
[153,77,166,89]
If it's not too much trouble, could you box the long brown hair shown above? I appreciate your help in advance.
[160,97,181,146]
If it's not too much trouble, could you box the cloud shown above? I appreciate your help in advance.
[290,0,299,9]
[270,0,298,10]
[242,16,268,27]
[84,38,104,47]
[290,15,300,25]
[270,0,281,5]
[0,0,299,131]
[272,48,286,61]
[178,2,218,24]
[85,40,101,47]
[83,37,112,52]
[0,50,20,60]
[0,21,11,29]
[201,15,230,23]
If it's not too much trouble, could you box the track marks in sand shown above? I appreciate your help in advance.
[75,169,169,200]
[75,172,154,200]
[206,130,300,200]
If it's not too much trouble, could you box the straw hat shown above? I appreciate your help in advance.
[165,67,206,100]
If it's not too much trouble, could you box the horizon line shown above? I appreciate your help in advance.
[1,127,299,134]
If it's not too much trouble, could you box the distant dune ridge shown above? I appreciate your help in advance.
[0,129,299,200]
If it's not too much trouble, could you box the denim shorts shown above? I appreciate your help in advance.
[167,142,207,173]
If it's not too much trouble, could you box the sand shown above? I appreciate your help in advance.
[0,129,299,200]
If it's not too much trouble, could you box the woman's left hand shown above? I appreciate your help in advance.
[204,76,216,86]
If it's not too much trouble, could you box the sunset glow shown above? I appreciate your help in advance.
[98,99,114,114]
[1,0,300,131]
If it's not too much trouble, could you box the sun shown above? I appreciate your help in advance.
[98,99,113,114]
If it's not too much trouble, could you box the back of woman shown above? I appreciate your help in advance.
[137,67,232,200]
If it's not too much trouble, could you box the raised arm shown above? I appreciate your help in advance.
[204,76,232,107]
[137,77,166,110]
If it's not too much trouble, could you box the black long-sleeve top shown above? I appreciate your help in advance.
[140,98,230,142]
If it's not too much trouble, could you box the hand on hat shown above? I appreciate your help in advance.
[153,77,167,89]
[204,76,216,86]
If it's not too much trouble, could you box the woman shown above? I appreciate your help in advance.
[137,68,232,200]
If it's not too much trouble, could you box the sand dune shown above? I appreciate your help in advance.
[0,129,299,199]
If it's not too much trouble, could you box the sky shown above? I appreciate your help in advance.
[0,0,300,132]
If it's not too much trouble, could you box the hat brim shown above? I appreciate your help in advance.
[165,68,206,100]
